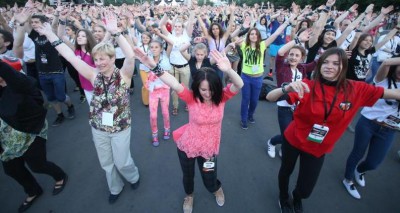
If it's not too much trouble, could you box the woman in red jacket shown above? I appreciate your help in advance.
[267,48,400,213]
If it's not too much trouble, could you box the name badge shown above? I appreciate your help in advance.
[383,115,400,128]
[203,156,215,172]
[102,112,114,127]
[307,124,329,143]
[252,65,259,73]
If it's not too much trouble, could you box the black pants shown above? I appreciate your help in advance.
[279,138,325,201]
[115,58,135,89]
[26,62,41,90]
[177,148,221,195]
[2,137,66,197]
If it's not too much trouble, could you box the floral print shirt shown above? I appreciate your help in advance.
[0,119,47,162]
[89,67,131,133]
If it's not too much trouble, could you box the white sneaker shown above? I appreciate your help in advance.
[267,139,276,158]
[342,179,361,199]
[183,195,193,213]
[214,187,225,207]
[354,168,366,187]
[279,149,282,158]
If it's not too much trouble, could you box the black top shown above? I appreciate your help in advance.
[29,30,63,73]
[306,40,337,64]
[188,56,212,78]
[346,47,376,81]
[0,61,47,134]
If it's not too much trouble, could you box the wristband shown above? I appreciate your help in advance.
[19,22,25,26]
[150,64,165,77]
[294,37,301,45]
[121,30,129,35]
[59,20,66,25]
[111,32,121,37]
[281,82,289,94]
[51,39,64,47]
[325,6,331,11]
[322,9,329,13]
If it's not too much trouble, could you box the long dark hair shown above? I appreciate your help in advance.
[208,23,224,39]
[191,67,223,106]
[355,33,373,50]
[75,29,97,54]
[244,28,262,60]
[312,48,353,99]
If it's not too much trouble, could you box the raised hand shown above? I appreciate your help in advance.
[348,4,358,13]
[210,50,232,73]
[36,22,53,36]
[298,28,312,42]
[104,11,119,34]
[325,0,336,7]
[381,5,394,15]
[365,4,374,14]
[14,8,32,25]
[133,47,157,69]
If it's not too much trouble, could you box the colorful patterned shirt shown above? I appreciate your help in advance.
[0,119,47,162]
[89,68,131,133]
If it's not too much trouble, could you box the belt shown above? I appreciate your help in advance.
[26,59,36,63]
[171,63,188,68]
[372,119,399,131]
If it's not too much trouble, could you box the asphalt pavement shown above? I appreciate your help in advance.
[1,72,399,213]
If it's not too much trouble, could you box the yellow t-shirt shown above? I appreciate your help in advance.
[240,42,266,75]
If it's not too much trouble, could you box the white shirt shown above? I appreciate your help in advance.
[362,79,400,126]
[277,68,302,107]
[168,31,190,65]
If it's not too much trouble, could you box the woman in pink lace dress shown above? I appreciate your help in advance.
[135,48,243,213]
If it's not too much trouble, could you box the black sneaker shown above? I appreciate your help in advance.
[67,105,75,119]
[108,193,121,204]
[293,198,303,213]
[52,114,65,127]
[131,177,140,190]
[279,200,293,213]
[248,117,255,124]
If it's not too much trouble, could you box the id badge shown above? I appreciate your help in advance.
[101,112,114,127]
[383,115,400,128]
[307,124,329,143]
[252,65,259,73]
[40,54,48,64]
[203,156,215,172]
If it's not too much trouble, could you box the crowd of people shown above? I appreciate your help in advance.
[0,0,399,212]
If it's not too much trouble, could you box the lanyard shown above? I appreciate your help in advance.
[101,68,115,106]
[214,38,220,52]
[320,82,338,125]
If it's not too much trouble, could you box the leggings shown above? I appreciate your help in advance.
[177,148,221,195]
[149,88,170,133]
[279,138,325,201]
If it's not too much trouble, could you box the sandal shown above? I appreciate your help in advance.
[53,174,68,195]
[18,191,43,213]
[172,108,178,116]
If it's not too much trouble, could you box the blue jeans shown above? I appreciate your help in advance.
[39,73,67,102]
[240,74,263,123]
[366,57,381,84]
[270,106,293,146]
[344,115,396,180]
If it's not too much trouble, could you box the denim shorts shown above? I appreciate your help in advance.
[39,73,67,102]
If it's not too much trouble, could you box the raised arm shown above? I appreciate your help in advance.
[374,27,399,51]
[308,0,336,47]
[375,57,400,83]
[134,47,184,93]
[210,50,243,93]
[363,5,394,33]
[264,14,292,47]
[223,4,236,40]
[179,42,191,61]
[278,29,311,56]
[104,11,135,82]
[333,4,358,30]
[36,23,96,85]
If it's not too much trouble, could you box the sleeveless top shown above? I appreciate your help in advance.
[89,68,131,133]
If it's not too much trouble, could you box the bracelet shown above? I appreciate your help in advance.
[322,9,329,13]
[59,20,66,25]
[121,30,129,35]
[355,29,362,32]
[281,82,289,94]
[51,39,64,47]
[294,37,301,45]
[325,6,331,11]
[150,64,165,77]
[19,22,25,27]
[111,32,121,37]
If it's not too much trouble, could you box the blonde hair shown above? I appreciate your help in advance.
[91,42,116,58]
[191,43,208,57]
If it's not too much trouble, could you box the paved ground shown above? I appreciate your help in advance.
[1,72,400,213]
